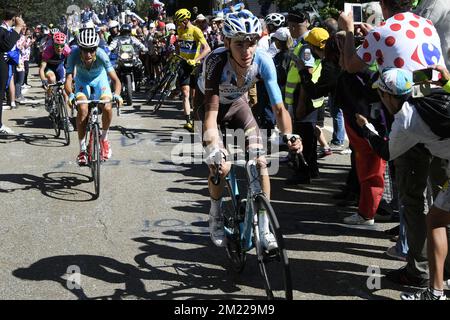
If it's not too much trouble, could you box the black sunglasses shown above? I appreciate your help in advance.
[81,47,97,53]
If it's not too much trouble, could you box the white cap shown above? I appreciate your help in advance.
[166,23,176,31]
[271,27,290,41]
[212,12,224,22]
[149,22,156,28]
[196,14,206,21]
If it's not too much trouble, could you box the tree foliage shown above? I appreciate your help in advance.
[0,0,92,26]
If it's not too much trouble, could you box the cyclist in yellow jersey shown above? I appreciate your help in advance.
[174,8,211,131]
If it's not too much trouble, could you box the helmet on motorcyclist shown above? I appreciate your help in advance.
[120,24,132,35]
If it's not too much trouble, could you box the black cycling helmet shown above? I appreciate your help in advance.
[120,23,132,34]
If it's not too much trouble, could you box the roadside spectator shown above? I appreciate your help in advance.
[416,0,450,69]
[0,6,24,134]
[339,0,448,287]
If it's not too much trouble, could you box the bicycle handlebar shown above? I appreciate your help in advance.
[47,81,65,88]
[75,100,118,105]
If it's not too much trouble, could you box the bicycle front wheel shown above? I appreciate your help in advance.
[50,98,61,138]
[58,95,70,146]
[223,178,246,273]
[254,194,292,300]
[89,124,101,199]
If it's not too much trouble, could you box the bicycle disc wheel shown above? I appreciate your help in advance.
[58,95,70,146]
[90,124,101,199]
[223,178,246,273]
[254,194,292,300]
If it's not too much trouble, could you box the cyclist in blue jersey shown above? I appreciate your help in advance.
[195,10,302,249]
[64,28,123,166]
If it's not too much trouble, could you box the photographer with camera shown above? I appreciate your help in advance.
[0,6,25,134]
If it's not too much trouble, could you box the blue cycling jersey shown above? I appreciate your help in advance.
[198,47,283,106]
[66,47,114,81]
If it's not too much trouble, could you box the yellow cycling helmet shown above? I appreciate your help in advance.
[174,8,191,23]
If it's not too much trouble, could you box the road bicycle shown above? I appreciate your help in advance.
[145,54,198,114]
[211,135,299,300]
[74,97,119,199]
[46,82,71,145]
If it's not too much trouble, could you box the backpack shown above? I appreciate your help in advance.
[6,47,20,65]
[412,88,450,138]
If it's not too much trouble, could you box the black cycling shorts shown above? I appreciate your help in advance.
[177,60,195,87]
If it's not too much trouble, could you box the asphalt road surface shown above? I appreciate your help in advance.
[0,64,411,300]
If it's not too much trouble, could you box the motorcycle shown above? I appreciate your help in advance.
[113,43,139,106]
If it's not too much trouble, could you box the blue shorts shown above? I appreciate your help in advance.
[45,63,65,82]
[74,71,112,100]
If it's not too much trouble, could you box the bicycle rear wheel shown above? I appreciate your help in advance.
[152,73,176,114]
[89,124,101,199]
[57,95,70,146]
[254,194,292,300]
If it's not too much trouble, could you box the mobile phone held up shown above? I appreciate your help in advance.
[412,68,436,83]
[344,3,363,24]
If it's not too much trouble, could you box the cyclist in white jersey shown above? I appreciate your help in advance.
[195,10,301,249]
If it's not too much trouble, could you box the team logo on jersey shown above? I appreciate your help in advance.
[411,42,441,67]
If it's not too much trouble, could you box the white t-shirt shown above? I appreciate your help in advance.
[386,101,450,162]
[357,11,445,72]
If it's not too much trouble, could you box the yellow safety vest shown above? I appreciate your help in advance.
[310,60,324,108]
[285,42,303,106]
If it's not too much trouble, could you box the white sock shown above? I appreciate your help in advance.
[80,138,86,151]
[258,209,269,233]
[101,129,109,141]
[210,198,222,216]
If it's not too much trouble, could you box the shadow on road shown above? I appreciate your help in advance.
[0,172,97,201]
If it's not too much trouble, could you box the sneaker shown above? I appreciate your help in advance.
[338,148,352,155]
[183,121,194,132]
[16,97,33,105]
[77,151,88,166]
[343,213,374,225]
[209,208,225,247]
[22,84,32,89]
[10,101,17,109]
[260,231,278,251]
[386,245,406,261]
[317,147,332,159]
[101,139,112,160]
[2,104,11,110]
[401,288,446,300]
[0,125,14,135]
[16,96,25,104]
[329,141,345,150]
[385,266,429,288]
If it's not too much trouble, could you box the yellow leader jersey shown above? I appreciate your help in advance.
[177,24,208,60]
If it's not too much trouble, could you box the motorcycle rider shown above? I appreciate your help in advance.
[108,23,147,57]
[108,23,147,93]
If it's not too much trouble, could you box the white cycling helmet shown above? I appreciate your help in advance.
[108,20,120,29]
[77,28,100,48]
[264,13,285,27]
[223,10,262,39]
[80,20,96,30]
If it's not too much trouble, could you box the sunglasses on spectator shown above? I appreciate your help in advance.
[54,43,65,48]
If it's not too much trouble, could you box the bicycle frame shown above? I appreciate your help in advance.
[224,157,265,252]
